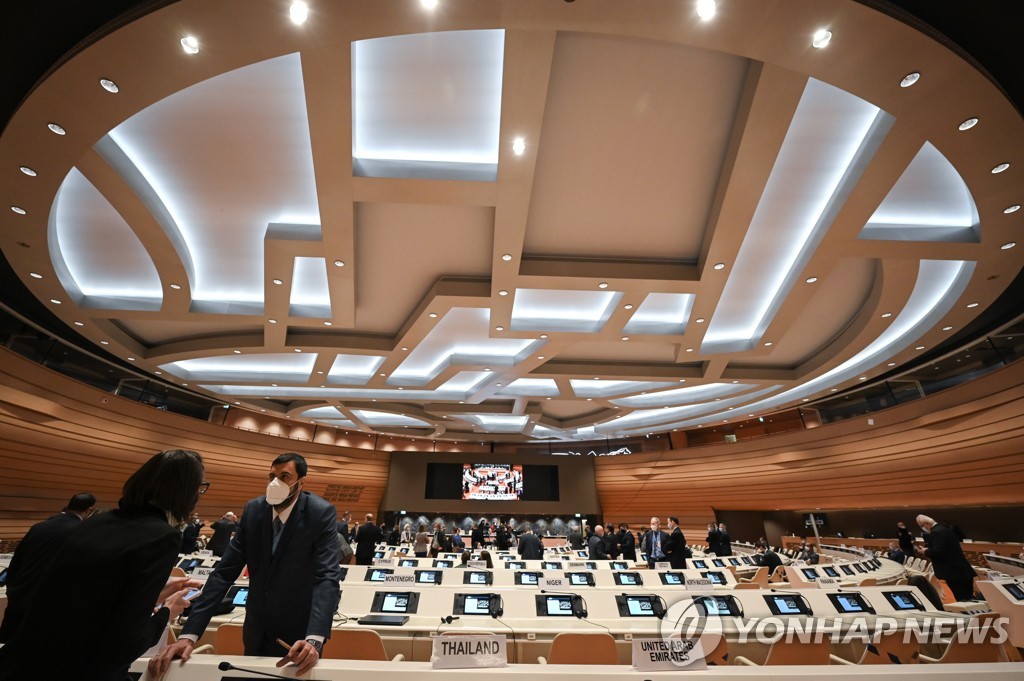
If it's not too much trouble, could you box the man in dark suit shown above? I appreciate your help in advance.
[354,513,384,565]
[517,525,542,560]
[705,522,721,557]
[179,512,203,554]
[716,523,732,556]
[336,511,353,543]
[665,516,689,569]
[567,525,584,550]
[756,545,783,579]
[643,516,670,569]
[207,511,238,557]
[588,525,609,560]
[152,453,341,676]
[915,514,976,601]
[471,522,486,549]
[617,523,637,562]
[896,521,915,557]
[0,492,95,642]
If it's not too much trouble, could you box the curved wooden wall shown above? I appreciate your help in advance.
[0,347,389,541]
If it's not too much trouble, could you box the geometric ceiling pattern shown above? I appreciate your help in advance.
[1,0,1021,443]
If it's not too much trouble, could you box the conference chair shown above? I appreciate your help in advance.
[321,629,405,661]
[538,632,619,665]
[858,578,878,586]
[733,637,832,666]
[700,634,730,666]
[739,567,769,586]
[919,613,1004,663]
[830,630,920,665]
[214,624,245,655]
[734,582,762,589]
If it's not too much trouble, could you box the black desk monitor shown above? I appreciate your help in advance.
[339,567,348,582]
[415,569,442,584]
[691,560,708,569]
[840,564,856,576]
[801,568,819,581]
[712,559,726,568]
[535,594,580,617]
[464,570,493,585]
[827,592,875,614]
[542,561,561,570]
[823,566,840,578]
[366,568,393,582]
[763,593,813,616]
[454,593,501,616]
[728,558,741,566]
[399,559,418,567]
[692,594,743,618]
[741,556,753,565]
[515,571,543,586]
[883,590,925,611]
[177,557,202,571]
[853,563,868,574]
[226,585,249,607]
[613,571,643,586]
[615,594,665,618]
[507,561,526,570]
[434,559,454,568]
[373,551,386,559]
[659,572,685,585]
[700,570,726,585]
[371,591,420,614]
[567,572,595,587]
[575,551,588,558]
[611,561,629,570]
[1005,583,1024,601]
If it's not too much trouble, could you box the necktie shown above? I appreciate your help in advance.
[272,516,283,554]
[654,534,660,557]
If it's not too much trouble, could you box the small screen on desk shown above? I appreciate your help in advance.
[823,566,840,578]
[660,572,684,585]
[741,556,752,564]
[373,551,385,559]
[399,559,417,567]
[712,559,726,567]
[0,567,7,586]
[611,561,628,570]
[626,596,656,616]
[417,570,441,584]
[464,594,492,615]
[728,558,741,566]
[765,595,806,615]
[434,560,453,568]
[693,595,739,617]
[381,593,411,613]
[507,561,525,570]
[568,572,591,586]
[368,569,392,581]
[615,572,640,585]
[576,551,588,558]
[801,568,819,581]
[840,565,855,576]
[231,587,249,607]
[1005,583,1024,601]
[691,560,707,569]
[883,591,923,611]
[543,561,561,570]
[853,564,867,574]
[516,571,540,585]
[828,593,871,614]
[467,571,489,584]
[178,558,201,571]
[544,595,575,616]
[701,571,726,585]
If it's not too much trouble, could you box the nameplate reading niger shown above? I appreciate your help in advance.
[431,635,507,669]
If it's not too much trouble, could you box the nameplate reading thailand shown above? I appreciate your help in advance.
[191,567,215,582]
[816,577,841,589]
[684,578,714,591]
[632,639,707,671]
[655,561,671,570]
[540,578,566,589]
[467,560,488,569]
[373,558,395,567]
[431,635,507,669]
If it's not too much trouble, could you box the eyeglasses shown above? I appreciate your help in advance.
[198,481,211,495]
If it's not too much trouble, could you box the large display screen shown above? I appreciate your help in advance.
[462,464,523,500]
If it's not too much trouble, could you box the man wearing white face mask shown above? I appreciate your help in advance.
[151,453,342,678]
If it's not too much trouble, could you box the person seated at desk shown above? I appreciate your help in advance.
[886,541,907,564]
[797,544,820,565]
[477,550,495,569]
[755,544,783,576]
[588,525,609,560]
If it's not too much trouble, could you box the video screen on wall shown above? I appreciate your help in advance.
[462,464,523,500]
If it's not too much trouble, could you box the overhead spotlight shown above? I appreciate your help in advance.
[19,166,37,177]
[991,163,1010,174]
[512,137,526,156]
[420,0,438,9]
[811,28,832,48]
[696,0,716,20]
[713,262,725,270]
[180,36,200,54]
[99,78,119,93]
[47,122,66,135]
[958,117,978,131]
[289,0,309,24]
[899,72,920,88]
[1004,204,1020,214]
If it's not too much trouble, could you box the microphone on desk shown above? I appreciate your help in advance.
[217,661,292,679]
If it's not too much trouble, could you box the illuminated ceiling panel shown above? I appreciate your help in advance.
[438,371,493,392]
[108,53,319,304]
[52,168,162,305]
[511,289,623,333]
[862,142,979,242]
[453,414,529,433]
[496,378,560,397]
[162,353,317,382]
[327,354,386,385]
[611,382,748,408]
[570,379,678,398]
[704,78,889,351]
[622,293,694,335]
[600,386,781,435]
[391,308,537,384]
[351,410,431,427]
[290,257,331,314]
[352,30,504,180]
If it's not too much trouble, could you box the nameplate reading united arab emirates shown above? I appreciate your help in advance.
[632,639,707,672]
[431,635,507,669]
[684,578,713,590]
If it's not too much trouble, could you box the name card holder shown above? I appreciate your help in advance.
[432,635,507,669]
[632,638,707,671]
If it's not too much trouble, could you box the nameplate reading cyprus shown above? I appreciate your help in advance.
[632,638,707,671]
[431,635,507,669]
[373,558,395,567]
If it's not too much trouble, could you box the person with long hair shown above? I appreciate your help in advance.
[0,449,207,680]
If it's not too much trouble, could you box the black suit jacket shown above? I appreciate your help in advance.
[183,491,342,652]
[354,521,384,564]
[643,529,670,567]
[471,527,486,548]
[517,532,542,559]
[716,530,732,556]
[0,512,81,642]
[923,523,976,582]
[0,504,179,681]
[762,549,783,576]
[618,530,637,560]
[665,527,688,569]
[207,518,237,557]
[588,534,609,560]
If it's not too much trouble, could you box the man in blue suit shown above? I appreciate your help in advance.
[151,453,341,677]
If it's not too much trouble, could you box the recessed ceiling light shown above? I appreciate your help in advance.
[323,321,332,326]
[545,397,552,400]
[624,304,634,310]
[49,298,61,304]
[881,312,892,318]
[428,312,438,318]
[100,340,109,345]
[268,318,277,324]
[966,302,979,308]
[11,206,26,215]
[540,334,548,339]
[420,0,438,9]
[169,283,181,290]
[686,347,694,352]
[696,0,716,20]
[915,346,925,351]
[127,357,135,361]
[621,336,629,341]
[496,383,503,387]
[398,386,404,390]
[30,272,42,279]
[802,398,809,402]
[294,348,302,352]
[593,377,600,380]
[180,36,200,54]
[401,346,408,351]
[811,28,832,48]
[695,317,705,324]
[586,397,593,401]
[99,78,119,93]
[1001,242,1016,250]
[498,290,508,296]
[887,362,896,367]
[598,282,609,289]
[830,388,838,392]
[333,259,345,267]
[958,117,978,131]
[47,123,66,135]
[805,276,818,283]
[859,376,867,381]
[1004,204,1021,214]
[763,341,773,347]
[679,379,685,383]
[19,166,36,177]
[289,0,309,24]
[501,254,512,261]
[991,163,1010,174]
[713,263,725,270]
[379,373,386,377]
[512,137,526,156]
[74,321,84,327]
[274,278,287,286]
[495,326,504,331]
[942,326,953,331]
[899,72,921,88]
[537,356,545,360]
[233,349,241,354]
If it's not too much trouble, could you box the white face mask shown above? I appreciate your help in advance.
[266,477,297,505]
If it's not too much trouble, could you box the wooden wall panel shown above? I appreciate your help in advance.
[0,347,390,540]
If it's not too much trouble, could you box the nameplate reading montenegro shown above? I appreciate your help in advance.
[431,635,507,669]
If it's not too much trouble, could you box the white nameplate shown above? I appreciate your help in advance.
[373,558,395,567]
[567,561,588,568]
[540,578,566,589]
[684,578,714,591]
[384,574,417,583]
[191,566,215,582]
[632,638,707,671]
[432,635,507,669]
[817,577,841,589]
[197,549,213,557]
[467,560,488,569]
[0,553,13,562]
[655,561,671,570]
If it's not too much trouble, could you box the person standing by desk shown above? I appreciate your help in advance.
[151,452,342,677]
[354,513,384,565]
[644,517,669,569]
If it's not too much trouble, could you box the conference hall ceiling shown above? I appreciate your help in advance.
[1,0,1021,442]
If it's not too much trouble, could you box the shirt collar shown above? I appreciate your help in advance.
[272,494,299,525]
